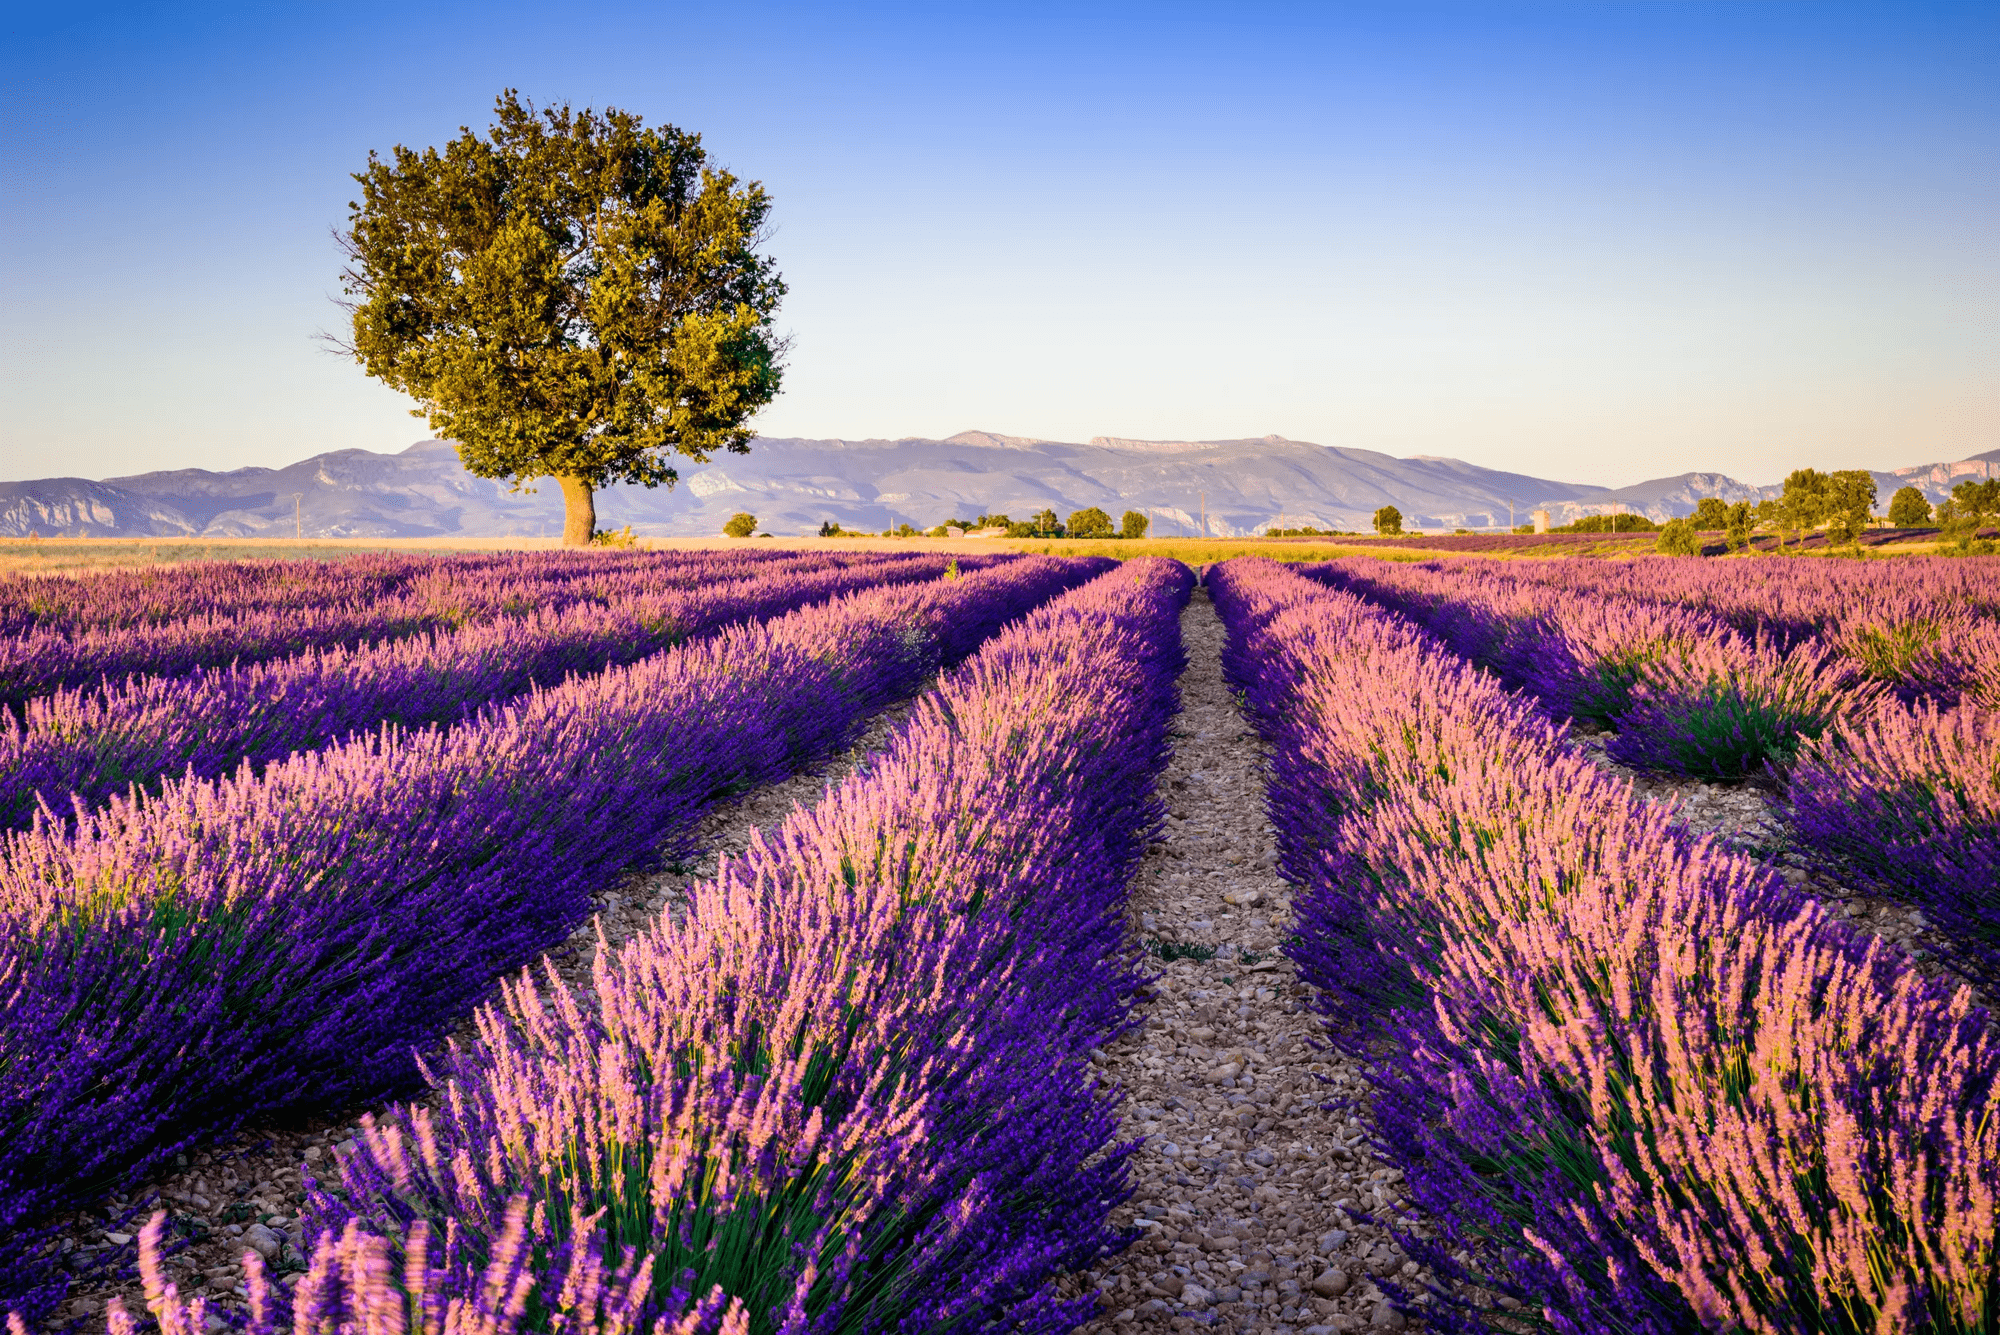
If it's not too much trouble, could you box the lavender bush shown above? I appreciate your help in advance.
[0,552,952,830]
[0,555,1105,1324]
[108,558,1194,1335]
[1308,559,1883,778]
[1790,699,2000,989]
[1600,629,1873,779]
[0,548,805,638]
[1210,556,2000,1335]
[0,549,919,712]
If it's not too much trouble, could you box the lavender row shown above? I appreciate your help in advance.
[0,547,810,638]
[1209,557,1998,1335]
[0,554,1108,1324]
[107,558,1193,1335]
[1307,559,2000,985]
[0,549,918,713]
[1315,554,2000,708]
[1789,702,2000,990]
[0,552,956,832]
[1307,558,1880,778]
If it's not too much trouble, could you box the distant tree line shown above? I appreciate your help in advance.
[800,507,1152,540]
[1649,469,1997,556]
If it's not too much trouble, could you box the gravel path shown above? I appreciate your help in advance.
[50,702,917,1329]
[1061,589,1437,1335]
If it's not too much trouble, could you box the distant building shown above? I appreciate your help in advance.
[1532,509,1551,534]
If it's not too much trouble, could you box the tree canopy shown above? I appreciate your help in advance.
[1941,478,2000,550]
[340,91,786,545]
[1373,505,1403,536]
[1657,517,1700,555]
[1691,497,1732,530]
[1067,507,1114,539]
[1888,485,1933,527]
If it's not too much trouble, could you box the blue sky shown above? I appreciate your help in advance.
[1,0,1994,487]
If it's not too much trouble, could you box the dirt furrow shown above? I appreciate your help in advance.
[1065,588,1436,1335]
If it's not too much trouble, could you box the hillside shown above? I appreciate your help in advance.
[0,434,1991,539]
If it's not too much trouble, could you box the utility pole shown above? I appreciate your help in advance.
[1509,499,1515,531]
[1200,491,1208,539]
[293,493,303,540]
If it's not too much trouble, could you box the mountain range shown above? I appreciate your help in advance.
[2,432,1994,540]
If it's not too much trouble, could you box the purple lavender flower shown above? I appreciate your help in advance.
[1210,555,2000,1335]
[115,559,1192,1335]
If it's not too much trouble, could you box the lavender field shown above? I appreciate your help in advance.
[2,548,1995,1335]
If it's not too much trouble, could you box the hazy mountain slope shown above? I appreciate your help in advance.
[1,433,1990,538]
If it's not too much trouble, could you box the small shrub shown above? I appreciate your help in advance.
[1656,517,1700,555]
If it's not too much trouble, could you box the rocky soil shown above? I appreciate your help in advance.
[1060,590,1439,1335]
[51,702,917,1331]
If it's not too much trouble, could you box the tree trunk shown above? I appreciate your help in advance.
[558,474,596,547]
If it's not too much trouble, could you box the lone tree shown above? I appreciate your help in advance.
[1822,470,1877,546]
[1888,485,1933,527]
[339,91,786,545]
[722,512,757,537]
[1374,505,1403,536]
[1120,509,1149,540]
[1067,507,1114,539]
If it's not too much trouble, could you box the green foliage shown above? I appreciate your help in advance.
[1066,506,1114,539]
[1942,478,2000,552]
[1887,485,1933,528]
[1553,513,1660,533]
[590,525,640,548]
[1120,509,1150,540]
[1147,938,1217,962]
[1822,470,1877,546]
[1691,497,1733,530]
[974,514,1011,531]
[340,91,786,545]
[1779,468,1830,537]
[1657,517,1701,556]
[1010,509,1064,538]
[722,512,757,537]
[1725,501,1755,550]
[1373,505,1403,536]
[892,523,920,538]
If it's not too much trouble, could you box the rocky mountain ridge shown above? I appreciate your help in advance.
[1,432,1992,539]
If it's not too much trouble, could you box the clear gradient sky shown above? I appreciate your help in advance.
[1,1,1994,488]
